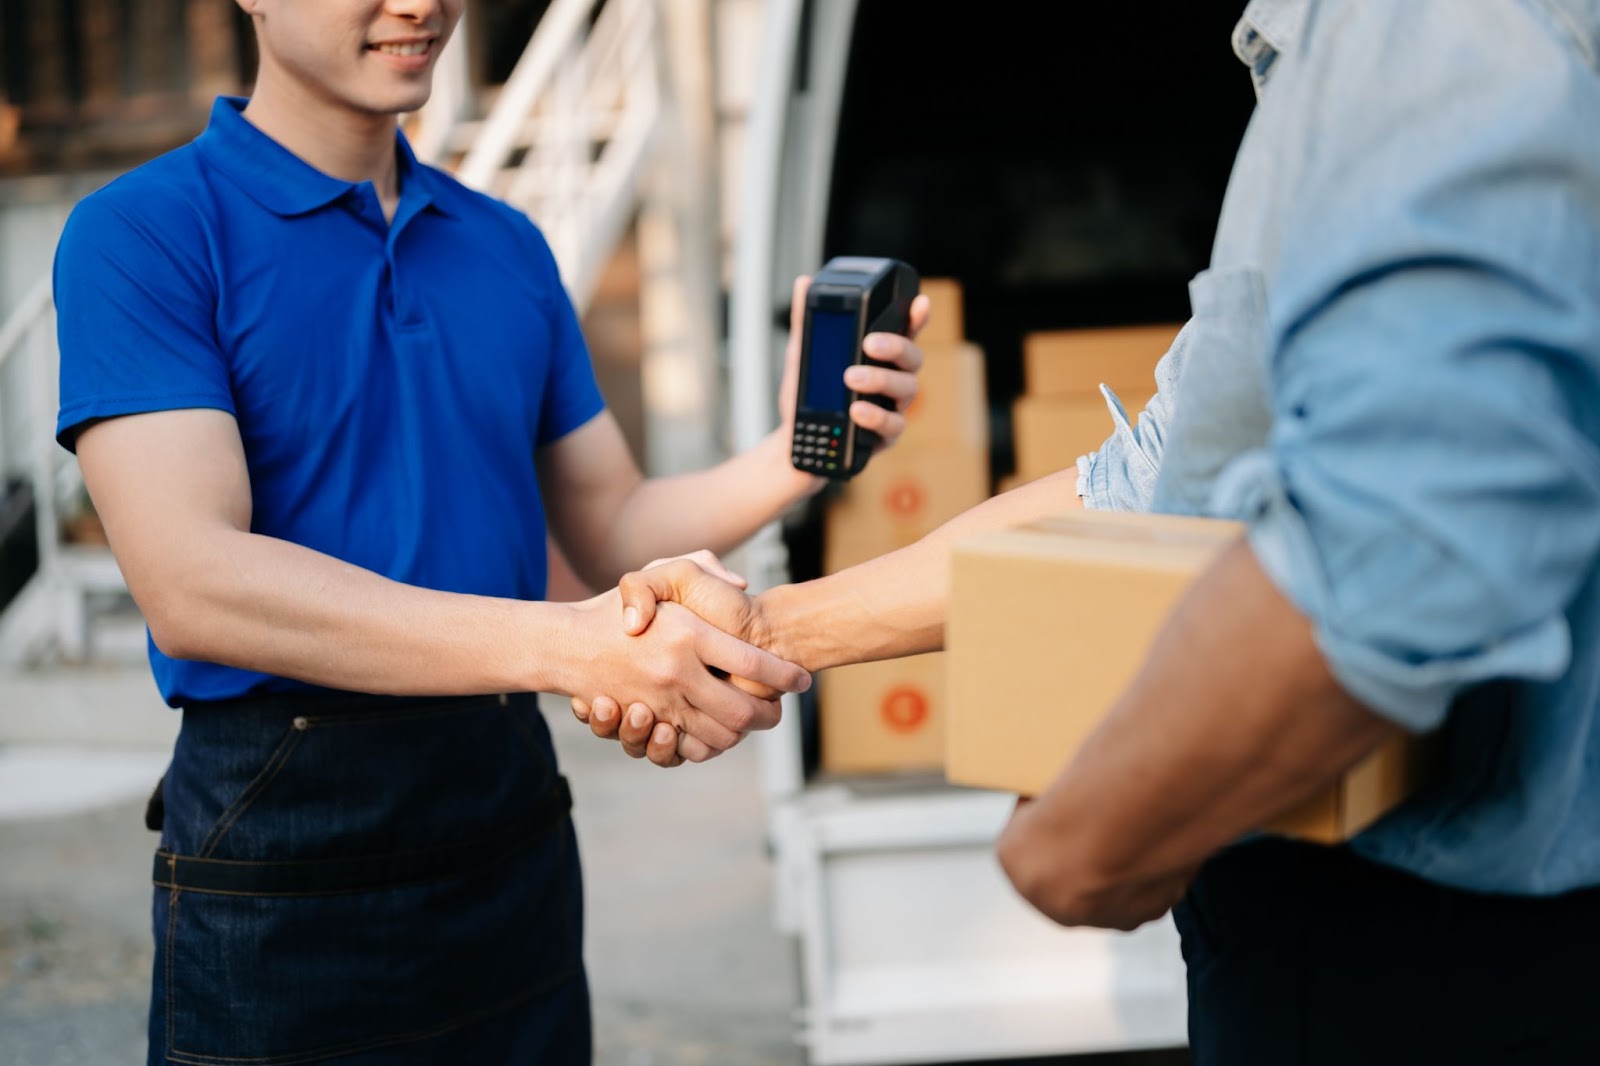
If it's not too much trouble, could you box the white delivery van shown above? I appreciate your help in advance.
[726,2,1254,1063]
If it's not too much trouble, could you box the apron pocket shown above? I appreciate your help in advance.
[154,806,582,1066]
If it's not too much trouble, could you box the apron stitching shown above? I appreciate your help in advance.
[198,728,306,859]
[165,867,179,1061]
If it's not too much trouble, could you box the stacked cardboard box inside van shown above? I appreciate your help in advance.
[818,278,988,774]
[1000,324,1181,492]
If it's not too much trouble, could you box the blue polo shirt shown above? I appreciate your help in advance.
[54,97,606,707]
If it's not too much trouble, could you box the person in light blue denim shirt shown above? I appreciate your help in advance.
[1078,0,1600,893]
[586,2,1600,1057]
[997,1,1600,1062]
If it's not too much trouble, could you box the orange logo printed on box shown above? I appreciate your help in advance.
[883,478,925,517]
[880,685,929,733]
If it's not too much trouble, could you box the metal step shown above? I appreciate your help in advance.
[0,662,175,750]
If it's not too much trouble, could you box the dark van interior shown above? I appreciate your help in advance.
[823,0,1256,473]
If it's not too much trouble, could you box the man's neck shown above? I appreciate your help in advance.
[242,70,401,218]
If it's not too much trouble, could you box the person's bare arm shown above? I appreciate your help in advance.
[996,539,1400,931]
[621,464,1084,671]
[540,276,929,590]
[536,412,821,590]
[579,465,1086,764]
[76,408,807,748]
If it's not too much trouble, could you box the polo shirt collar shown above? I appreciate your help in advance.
[394,125,452,220]
[195,96,450,219]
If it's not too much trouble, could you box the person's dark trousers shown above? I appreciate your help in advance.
[146,691,589,1066]
[1173,837,1600,1065]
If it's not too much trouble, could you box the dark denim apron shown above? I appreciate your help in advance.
[146,691,588,1065]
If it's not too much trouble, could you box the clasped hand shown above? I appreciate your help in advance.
[560,551,801,758]
[572,551,780,766]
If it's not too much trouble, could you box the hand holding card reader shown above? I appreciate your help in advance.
[792,257,920,479]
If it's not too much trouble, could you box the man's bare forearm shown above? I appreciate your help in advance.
[598,431,820,579]
[138,525,578,696]
[759,467,1083,671]
[78,409,809,730]
[997,539,1400,926]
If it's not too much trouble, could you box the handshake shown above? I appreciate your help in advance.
[560,550,806,768]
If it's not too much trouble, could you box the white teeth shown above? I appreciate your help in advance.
[375,42,428,57]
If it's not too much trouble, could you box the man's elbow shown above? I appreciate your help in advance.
[996,815,1116,927]
[145,611,200,662]
[136,583,212,662]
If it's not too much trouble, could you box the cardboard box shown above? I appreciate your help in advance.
[1022,324,1180,398]
[1011,393,1152,483]
[820,653,946,773]
[917,277,965,345]
[823,446,990,573]
[946,511,1422,843]
[900,341,987,450]
[1267,738,1435,844]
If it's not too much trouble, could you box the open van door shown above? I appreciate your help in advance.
[729,2,1252,1062]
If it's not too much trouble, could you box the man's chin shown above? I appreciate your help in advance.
[352,84,435,120]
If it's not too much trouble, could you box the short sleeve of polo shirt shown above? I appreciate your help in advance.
[519,218,606,447]
[54,188,234,452]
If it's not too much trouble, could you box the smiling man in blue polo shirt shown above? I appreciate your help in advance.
[50,1,927,1063]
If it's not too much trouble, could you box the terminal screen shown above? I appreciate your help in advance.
[803,310,859,413]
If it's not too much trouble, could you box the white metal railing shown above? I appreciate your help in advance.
[0,275,67,583]
[0,273,121,665]
[421,0,665,312]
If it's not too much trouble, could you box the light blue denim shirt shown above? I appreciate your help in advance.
[1079,0,1600,895]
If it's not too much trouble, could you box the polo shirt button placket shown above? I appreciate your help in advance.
[386,233,430,335]
[385,251,419,331]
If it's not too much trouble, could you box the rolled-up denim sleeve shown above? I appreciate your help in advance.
[1075,322,1193,511]
[1213,0,1600,732]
